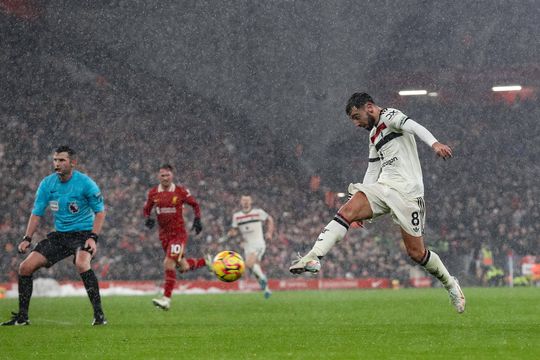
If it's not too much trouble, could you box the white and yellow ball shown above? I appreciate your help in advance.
[212,250,245,282]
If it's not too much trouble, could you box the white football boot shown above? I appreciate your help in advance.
[152,296,171,311]
[289,253,321,274]
[447,277,466,313]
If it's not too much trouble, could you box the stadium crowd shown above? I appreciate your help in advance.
[1,48,538,287]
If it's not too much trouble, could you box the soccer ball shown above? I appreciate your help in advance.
[212,250,245,282]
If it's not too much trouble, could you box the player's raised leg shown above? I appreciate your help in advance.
[177,256,208,273]
[402,230,465,313]
[290,191,373,274]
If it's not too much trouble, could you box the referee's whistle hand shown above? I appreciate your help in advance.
[17,241,30,254]
[84,238,97,256]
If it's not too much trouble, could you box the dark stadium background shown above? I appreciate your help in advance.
[1,0,538,287]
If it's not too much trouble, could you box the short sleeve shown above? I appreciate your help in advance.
[31,179,49,216]
[258,209,269,221]
[86,178,105,213]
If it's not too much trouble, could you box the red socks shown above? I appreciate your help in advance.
[185,258,206,271]
[163,269,176,298]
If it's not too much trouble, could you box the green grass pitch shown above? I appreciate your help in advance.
[1,287,539,359]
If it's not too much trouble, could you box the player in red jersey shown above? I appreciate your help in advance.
[143,164,208,310]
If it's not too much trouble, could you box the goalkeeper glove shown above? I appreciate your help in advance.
[144,218,156,229]
[191,217,203,235]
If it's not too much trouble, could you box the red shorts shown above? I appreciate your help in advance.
[160,232,188,261]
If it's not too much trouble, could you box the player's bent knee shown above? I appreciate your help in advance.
[245,259,256,268]
[75,261,91,273]
[406,248,424,263]
[18,261,36,276]
[340,192,373,222]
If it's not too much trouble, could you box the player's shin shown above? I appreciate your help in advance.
[185,258,206,272]
[418,250,454,288]
[310,214,350,258]
[163,269,176,298]
[251,263,266,281]
[80,269,104,316]
[18,275,33,318]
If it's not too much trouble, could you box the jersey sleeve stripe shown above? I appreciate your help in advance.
[368,157,380,162]
[400,117,410,126]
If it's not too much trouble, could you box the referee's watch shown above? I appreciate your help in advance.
[88,232,99,243]
[22,235,32,243]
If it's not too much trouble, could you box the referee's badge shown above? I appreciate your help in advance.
[49,201,59,211]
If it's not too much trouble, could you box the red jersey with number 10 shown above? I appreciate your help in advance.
[143,184,201,236]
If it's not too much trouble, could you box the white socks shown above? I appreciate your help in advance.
[310,214,350,258]
[420,250,454,288]
[251,263,266,281]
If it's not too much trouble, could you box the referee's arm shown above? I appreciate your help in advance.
[18,214,42,253]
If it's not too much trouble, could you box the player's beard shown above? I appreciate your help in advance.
[365,113,377,131]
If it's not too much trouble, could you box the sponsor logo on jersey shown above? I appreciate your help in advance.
[156,207,177,214]
[385,110,397,119]
[69,201,79,214]
[381,156,398,167]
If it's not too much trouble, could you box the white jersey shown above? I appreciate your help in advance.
[368,108,424,198]
[231,208,269,246]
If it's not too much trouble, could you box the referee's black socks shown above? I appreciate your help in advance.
[80,269,104,316]
[18,275,33,318]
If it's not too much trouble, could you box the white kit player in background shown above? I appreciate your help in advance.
[289,92,466,313]
[221,195,275,298]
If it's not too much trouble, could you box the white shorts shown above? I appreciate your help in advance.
[243,242,266,261]
[348,182,426,237]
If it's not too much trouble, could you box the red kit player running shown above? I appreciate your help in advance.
[143,164,209,310]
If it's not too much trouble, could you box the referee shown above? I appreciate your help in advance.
[1,146,107,326]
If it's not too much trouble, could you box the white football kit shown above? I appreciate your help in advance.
[349,107,437,236]
[231,208,269,260]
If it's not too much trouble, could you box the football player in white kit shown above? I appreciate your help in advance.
[226,195,274,298]
[289,92,465,313]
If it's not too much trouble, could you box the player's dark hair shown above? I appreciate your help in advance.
[159,163,174,172]
[345,93,375,115]
[55,145,76,158]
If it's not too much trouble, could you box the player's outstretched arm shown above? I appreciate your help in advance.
[432,142,453,160]
[401,119,452,160]
[218,228,238,243]
[265,215,275,241]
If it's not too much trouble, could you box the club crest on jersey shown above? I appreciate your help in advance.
[69,201,80,214]
[172,196,178,205]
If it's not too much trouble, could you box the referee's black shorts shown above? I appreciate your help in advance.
[33,231,93,267]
